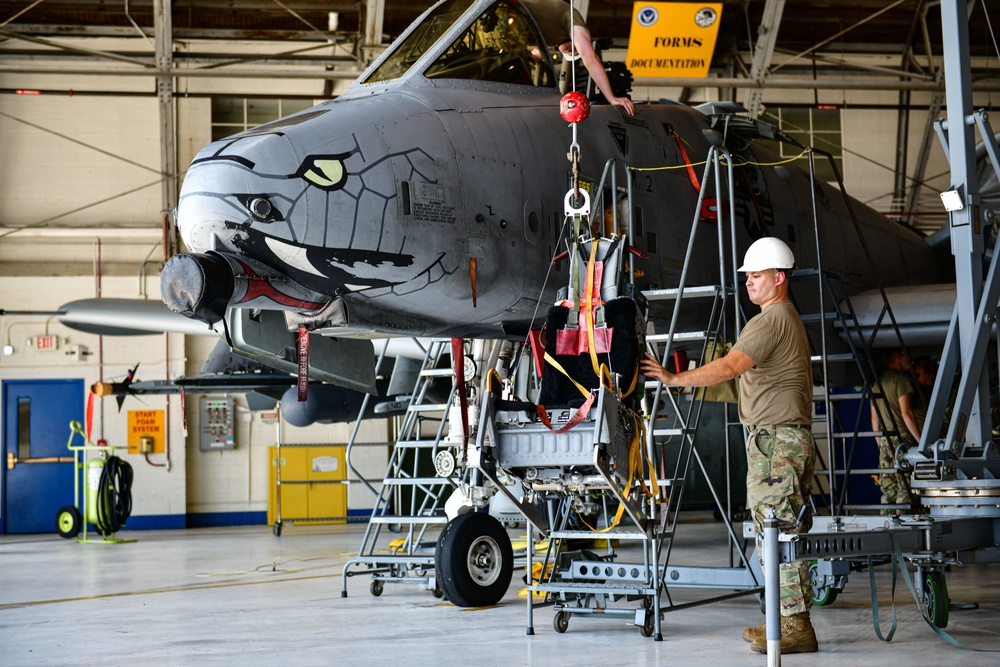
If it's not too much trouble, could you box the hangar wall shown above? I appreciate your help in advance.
[0,277,189,526]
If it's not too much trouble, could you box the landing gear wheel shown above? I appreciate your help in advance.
[809,560,839,606]
[640,605,656,637]
[922,570,950,628]
[273,521,283,537]
[370,579,384,597]
[56,506,81,539]
[553,611,570,633]
[435,512,513,607]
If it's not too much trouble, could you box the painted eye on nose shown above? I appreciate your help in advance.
[297,153,350,191]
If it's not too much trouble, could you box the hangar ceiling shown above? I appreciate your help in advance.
[2,0,996,71]
[0,0,996,241]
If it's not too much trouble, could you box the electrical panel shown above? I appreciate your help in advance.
[199,397,235,451]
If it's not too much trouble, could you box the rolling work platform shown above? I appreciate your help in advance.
[342,339,459,598]
[472,150,765,640]
[472,156,667,636]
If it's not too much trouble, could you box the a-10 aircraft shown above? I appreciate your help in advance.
[159,0,962,611]
[162,0,941,367]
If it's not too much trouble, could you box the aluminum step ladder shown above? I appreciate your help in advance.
[793,149,920,517]
[341,339,459,598]
[638,144,764,621]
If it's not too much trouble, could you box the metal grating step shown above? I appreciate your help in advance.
[369,515,449,525]
[419,368,455,378]
[642,285,730,301]
[811,353,855,363]
[380,477,456,486]
[647,331,711,344]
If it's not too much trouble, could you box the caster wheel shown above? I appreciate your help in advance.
[640,607,656,637]
[370,579,384,597]
[553,611,570,633]
[810,560,839,606]
[273,522,283,537]
[922,570,949,628]
[56,506,81,539]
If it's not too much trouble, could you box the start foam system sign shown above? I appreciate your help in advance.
[127,409,165,454]
[626,3,722,79]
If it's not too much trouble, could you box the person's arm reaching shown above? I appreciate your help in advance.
[569,25,635,116]
[639,349,754,388]
[899,392,922,442]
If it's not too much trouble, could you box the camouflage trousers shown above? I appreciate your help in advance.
[877,436,913,513]
[747,425,816,616]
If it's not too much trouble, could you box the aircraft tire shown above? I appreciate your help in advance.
[434,512,513,608]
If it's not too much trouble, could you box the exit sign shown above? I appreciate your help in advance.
[35,335,57,350]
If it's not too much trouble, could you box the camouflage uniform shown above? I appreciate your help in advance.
[747,425,816,614]
[876,435,913,511]
[873,370,915,513]
[733,300,815,617]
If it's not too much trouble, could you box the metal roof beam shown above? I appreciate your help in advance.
[741,0,784,118]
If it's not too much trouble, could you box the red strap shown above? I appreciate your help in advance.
[452,338,469,461]
[85,391,94,442]
[297,327,309,402]
[528,329,545,378]
[535,392,596,434]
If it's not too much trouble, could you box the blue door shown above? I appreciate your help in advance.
[2,380,83,534]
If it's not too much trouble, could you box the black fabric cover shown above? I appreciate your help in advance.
[538,297,642,408]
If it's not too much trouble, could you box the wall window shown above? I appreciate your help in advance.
[210,98,315,141]
[763,107,843,183]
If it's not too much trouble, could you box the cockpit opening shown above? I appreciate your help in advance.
[363,0,556,88]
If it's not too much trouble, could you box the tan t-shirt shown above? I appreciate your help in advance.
[521,0,587,49]
[874,370,913,440]
[732,300,812,426]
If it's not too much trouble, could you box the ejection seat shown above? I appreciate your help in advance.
[472,232,650,534]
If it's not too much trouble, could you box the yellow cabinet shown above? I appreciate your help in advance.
[268,445,347,526]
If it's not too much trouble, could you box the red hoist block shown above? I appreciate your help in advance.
[560,91,591,123]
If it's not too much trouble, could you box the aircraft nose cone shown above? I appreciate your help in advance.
[176,132,300,254]
[161,253,235,324]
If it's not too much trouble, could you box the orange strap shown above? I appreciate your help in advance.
[671,130,701,192]
[583,239,613,392]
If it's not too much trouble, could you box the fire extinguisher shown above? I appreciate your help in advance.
[85,455,133,536]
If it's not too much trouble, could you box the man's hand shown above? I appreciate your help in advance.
[640,352,676,385]
[610,96,635,116]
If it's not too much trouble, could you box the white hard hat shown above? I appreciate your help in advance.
[738,237,796,272]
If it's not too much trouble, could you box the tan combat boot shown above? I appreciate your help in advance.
[742,622,766,643]
[750,611,818,654]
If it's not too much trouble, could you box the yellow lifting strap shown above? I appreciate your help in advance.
[572,411,658,534]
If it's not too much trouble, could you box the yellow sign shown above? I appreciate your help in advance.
[127,409,165,454]
[626,3,722,78]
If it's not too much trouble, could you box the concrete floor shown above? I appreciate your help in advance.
[1,514,998,666]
